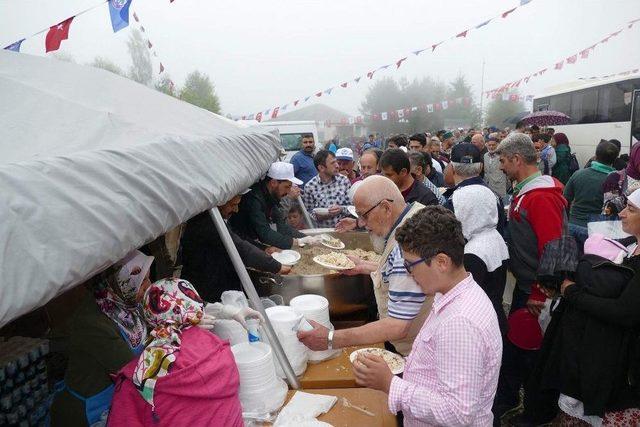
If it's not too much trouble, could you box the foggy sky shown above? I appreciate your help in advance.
[1,0,639,117]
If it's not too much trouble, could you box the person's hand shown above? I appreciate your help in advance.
[233,307,264,330]
[353,353,394,393]
[265,246,281,255]
[196,314,217,331]
[561,279,576,296]
[335,217,357,233]
[279,265,292,275]
[288,185,301,199]
[296,320,330,351]
[526,298,546,317]
[328,205,342,217]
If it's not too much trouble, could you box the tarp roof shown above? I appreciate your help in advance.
[0,51,282,327]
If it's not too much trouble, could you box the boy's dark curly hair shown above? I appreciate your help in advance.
[395,206,465,267]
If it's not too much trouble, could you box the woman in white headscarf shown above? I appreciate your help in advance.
[452,184,509,334]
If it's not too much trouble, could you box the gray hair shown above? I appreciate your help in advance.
[451,162,483,178]
[495,133,537,165]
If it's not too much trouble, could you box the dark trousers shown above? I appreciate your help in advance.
[492,287,538,423]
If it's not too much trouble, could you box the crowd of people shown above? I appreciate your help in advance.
[48,121,640,427]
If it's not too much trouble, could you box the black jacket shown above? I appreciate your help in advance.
[229,181,304,249]
[180,211,282,303]
[533,251,640,417]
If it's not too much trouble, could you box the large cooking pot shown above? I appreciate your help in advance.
[251,230,378,324]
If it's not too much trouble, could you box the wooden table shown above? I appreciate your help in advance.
[280,388,398,427]
[300,343,384,389]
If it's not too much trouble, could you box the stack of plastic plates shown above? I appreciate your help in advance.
[265,306,309,377]
[289,295,339,362]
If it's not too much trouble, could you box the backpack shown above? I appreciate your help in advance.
[568,152,580,175]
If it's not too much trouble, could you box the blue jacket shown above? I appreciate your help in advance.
[290,151,317,185]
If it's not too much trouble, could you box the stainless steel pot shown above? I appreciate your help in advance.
[251,230,378,323]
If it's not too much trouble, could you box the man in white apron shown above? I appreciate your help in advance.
[298,175,433,356]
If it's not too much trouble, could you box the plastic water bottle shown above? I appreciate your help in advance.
[246,318,261,343]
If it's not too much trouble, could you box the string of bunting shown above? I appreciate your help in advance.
[319,93,533,127]
[484,17,640,98]
[242,0,537,121]
[3,0,174,89]
[578,67,640,81]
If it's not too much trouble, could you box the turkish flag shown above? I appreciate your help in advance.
[271,107,280,119]
[456,30,468,38]
[45,17,73,53]
[294,100,299,107]
[340,82,348,88]
[159,62,165,73]
[566,54,577,64]
[255,112,263,122]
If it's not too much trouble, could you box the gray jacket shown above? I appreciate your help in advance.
[483,152,509,198]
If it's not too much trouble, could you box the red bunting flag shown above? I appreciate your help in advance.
[255,112,263,122]
[610,30,622,37]
[580,49,590,59]
[45,17,74,53]
[140,26,145,33]
[340,82,348,88]
[367,71,375,79]
[524,76,531,83]
[434,102,442,111]
[431,42,442,52]
[147,40,153,49]
[133,12,139,22]
[456,30,468,38]
[538,68,547,75]
[502,8,516,18]
[600,35,611,43]
[555,61,564,70]
[159,62,164,73]
[356,116,363,124]
[566,54,577,64]
[396,57,407,69]
[315,92,322,97]
[294,100,299,107]
[271,107,279,119]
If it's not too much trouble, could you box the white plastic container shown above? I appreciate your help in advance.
[231,342,287,415]
[213,319,248,346]
[289,295,339,362]
[264,306,309,377]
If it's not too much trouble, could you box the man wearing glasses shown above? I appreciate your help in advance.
[298,175,433,357]
[352,206,502,426]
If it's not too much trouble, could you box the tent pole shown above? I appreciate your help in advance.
[297,195,315,229]
[209,208,301,389]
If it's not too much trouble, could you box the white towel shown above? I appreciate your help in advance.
[274,391,337,426]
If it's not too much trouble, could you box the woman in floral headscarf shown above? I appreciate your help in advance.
[107,278,244,427]
[51,250,154,427]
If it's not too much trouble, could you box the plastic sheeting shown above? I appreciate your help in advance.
[0,51,282,327]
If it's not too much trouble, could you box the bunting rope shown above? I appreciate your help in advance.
[483,18,640,98]
[243,0,538,121]
[578,68,640,81]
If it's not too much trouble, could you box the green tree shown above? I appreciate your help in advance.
[485,93,526,128]
[360,77,405,135]
[443,75,481,129]
[155,74,177,97]
[179,71,221,113]
[90,56,124,76]
[127,29,152,86]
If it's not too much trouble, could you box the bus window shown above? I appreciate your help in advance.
[571,88,599,124]
[598,82,635,122]
[632,90,640,144]
[549,93,571,116]
[533,97,549,111]
[280,133,304,151]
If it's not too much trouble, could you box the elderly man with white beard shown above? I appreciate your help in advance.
[297,175,433,356]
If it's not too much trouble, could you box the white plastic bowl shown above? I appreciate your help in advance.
[271,249,301,266]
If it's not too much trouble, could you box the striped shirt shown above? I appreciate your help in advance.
[382,245,426,320]
[422,177,446,205]
[388,273,502,426]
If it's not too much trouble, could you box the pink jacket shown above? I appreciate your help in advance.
[107,327,243,427]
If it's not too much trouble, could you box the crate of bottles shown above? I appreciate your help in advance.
[0,337,50,427]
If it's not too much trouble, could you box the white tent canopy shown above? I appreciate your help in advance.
[0,51,282,327]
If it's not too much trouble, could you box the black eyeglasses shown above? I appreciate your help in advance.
[357,198,393,221]
[403,257,427,273]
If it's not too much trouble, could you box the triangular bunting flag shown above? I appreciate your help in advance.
[554,61,564,70]
[442,100,448,110]
[4,39,24,52]
[159,62,164,73]
[475,20,491,29]
[324,88,333,95]
[133,11,139,22]
[397,109,404,119]
[502,8,516,18]
[427,104,434,113]
[396,57,407,69]
[147,40,153,49]
[315,92,322,97]
[294,100,300,106]
[354,77,362,83]
[412,49,426,56]
[255,112,263,122]
[379,64,390,70]
[524,76,531,83]
[367,71,375,79]
[580,49,590,59]
[282,104,288,111]
[271,107,280,119]
[140,26,145,32]
[456,30,468,38]
[304,96,310,102]
[431,42,442,52]
[600,35,611,43]
[340,82,348,88]
[434,102,442,111]
[539,68,547,75]
[566,54,577,64]
[45,17,74,53]
[381,112,388,121]
[610,30,622,37]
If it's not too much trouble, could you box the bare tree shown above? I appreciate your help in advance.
[127,29,152,86]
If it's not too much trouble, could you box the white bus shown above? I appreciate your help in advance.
[533,73,640,166]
